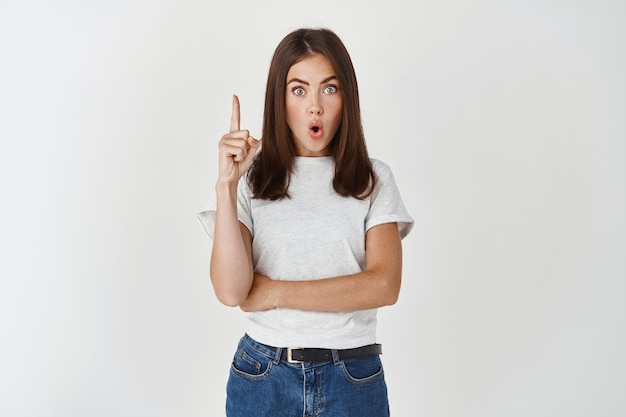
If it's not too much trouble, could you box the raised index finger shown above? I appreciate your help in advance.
[230,94,240,133]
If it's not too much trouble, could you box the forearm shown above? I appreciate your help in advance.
[275,270,400,312]
[210,182,253,306]
[241,269,402,313]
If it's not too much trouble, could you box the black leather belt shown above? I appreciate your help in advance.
[263,343,382,363]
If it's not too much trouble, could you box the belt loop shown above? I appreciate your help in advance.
[273,347,282,365]
[331,349,341,365]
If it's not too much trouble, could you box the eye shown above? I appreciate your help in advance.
[324,85,338,94]
[292,87,305,96]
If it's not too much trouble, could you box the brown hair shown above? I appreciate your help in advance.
[248,27,376,200]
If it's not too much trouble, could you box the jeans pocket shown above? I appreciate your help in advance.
[340,355,385,385]
[230,341,273,381]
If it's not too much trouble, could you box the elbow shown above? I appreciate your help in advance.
[380,273,401,307]
[385,291,400,307]
[382,289,400,307]
[215,290,246,308]
[210,264,252,307]
[211,273,250,307]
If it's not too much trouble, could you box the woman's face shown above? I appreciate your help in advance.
[285,53,343,157]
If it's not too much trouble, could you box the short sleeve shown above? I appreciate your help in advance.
[365,159,414,239]
[196,175,254,239]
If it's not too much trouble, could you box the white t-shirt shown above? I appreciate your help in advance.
[198,156,413,349]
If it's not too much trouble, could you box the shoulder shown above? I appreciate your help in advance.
[370,158,394,179]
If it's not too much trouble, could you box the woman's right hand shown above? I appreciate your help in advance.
[217,95,261,185]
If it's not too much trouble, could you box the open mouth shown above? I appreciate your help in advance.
[309,121,323,139]
[309,125,323,139]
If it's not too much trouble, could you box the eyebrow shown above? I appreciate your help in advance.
[286,75,338,85]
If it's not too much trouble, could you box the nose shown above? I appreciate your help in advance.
[309,95,323,115]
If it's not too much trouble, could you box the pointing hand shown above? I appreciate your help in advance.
[217,95,261,184]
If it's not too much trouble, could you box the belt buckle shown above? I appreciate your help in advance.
[287,347,303,364]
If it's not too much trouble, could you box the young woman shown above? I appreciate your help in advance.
[198,27,413,417]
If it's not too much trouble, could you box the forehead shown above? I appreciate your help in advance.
[286,54,336,80]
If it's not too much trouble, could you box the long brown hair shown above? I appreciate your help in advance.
[248,28,376,200]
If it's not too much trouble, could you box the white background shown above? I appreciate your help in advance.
[1,0,625,416]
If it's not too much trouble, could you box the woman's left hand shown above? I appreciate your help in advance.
[239,274,278,312]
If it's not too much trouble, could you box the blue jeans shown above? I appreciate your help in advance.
[226,334,390,417]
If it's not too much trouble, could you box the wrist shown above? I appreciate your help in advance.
[215,180,238,196]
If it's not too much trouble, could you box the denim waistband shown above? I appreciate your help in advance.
[241,333,381,365]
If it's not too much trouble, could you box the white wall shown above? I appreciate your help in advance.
[1,1,624,416]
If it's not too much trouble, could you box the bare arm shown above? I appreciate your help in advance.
[210,95,260,306]
[239,222,403,312]
[210,185,254,306]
